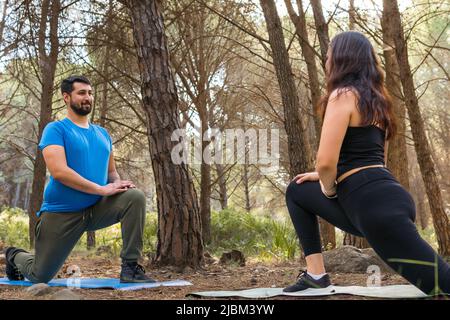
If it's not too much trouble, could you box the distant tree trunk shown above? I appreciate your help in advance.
[27,0,60,247]
[0,0,8,44]
[260,0,313,178]
[125,0,203,267]
[199,111,211,244]
[215,164,228,209]
[381,8,410,190]
[412,175,430,230]
[383,0,450,256]
[284,0,321,144]
[24,178,31,210]
[310,0,330,69]
[243,159,251,213]
[348,0,356,30]
[343,233,369,248]
[284,0,335,250]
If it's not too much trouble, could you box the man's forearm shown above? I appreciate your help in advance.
[53,167,102,195]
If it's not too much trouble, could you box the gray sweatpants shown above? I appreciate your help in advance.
[13,188,146,283]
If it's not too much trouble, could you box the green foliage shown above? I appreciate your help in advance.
[74,213,158,256]
[142,213,158,254]
[418,226,438,251]
[0,207,30,249]
[208,207,299,261]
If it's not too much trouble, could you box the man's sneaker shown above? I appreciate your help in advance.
[283,270,331,292]
[120,262,156,283]
[5,247,28,281]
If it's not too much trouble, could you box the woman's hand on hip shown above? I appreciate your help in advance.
[292,171,319,184]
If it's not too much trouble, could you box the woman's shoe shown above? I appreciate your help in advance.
[283,270,331,292]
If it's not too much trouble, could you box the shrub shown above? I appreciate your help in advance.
[0,207,30,249]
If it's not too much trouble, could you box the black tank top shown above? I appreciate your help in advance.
[337,125,386,178]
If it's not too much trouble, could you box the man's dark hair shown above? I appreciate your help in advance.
[60,76,91,94]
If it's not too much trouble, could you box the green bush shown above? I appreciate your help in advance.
[208,207,299,261]
[0,207,30,249]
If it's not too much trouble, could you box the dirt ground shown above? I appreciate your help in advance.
[2,251,441,300]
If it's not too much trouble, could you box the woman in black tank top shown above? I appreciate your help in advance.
[284,31,450,295]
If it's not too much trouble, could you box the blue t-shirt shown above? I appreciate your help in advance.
[37,117,112,217]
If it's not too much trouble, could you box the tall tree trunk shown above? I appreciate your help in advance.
[125,0,203,267]
[87,1,114,251]
[381,8,410,190]
[27,0,60,247]
[260,0,313,178]
[310,0,330,69]
[284,0,335,250]
[284,0,321,145]
[199,112,211,244]
[383,0,450,256]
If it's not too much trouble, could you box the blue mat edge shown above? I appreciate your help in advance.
[0,277,193,290]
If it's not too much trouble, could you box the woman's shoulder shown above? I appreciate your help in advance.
[329,87,359,102]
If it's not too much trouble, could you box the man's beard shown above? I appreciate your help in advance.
[70,102,92,116]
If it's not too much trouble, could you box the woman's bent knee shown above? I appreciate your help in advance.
[286,180,316,204]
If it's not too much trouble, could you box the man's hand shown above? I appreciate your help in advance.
[98,180,136,196]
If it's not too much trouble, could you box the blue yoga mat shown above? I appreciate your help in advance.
[0,277,192,291]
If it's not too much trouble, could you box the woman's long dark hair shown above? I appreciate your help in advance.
[318,31,397,140]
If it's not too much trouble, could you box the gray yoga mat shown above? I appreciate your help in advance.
[189,285,430,299]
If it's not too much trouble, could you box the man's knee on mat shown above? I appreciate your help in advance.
[23,270,55,284]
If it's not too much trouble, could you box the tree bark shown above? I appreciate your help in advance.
[383,0,450,256]
[284,0,321,144]
[284,0,335,250]
[260,0,314,178]
[27,0,60,247]
[310,0,330,69]
[199,111,211,244]
[125,0,204,267]
[348,0,356,30]
[381,7,410,190]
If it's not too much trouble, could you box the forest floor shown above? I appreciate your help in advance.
[1,251,442,300]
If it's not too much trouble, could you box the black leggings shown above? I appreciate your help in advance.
[286,167,450,295]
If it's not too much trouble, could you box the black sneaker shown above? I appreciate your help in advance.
[283,270,331,292]
[5,247,28,281]
[120,262,156,283]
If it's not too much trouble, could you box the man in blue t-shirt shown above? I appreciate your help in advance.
[5,76,155,283]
